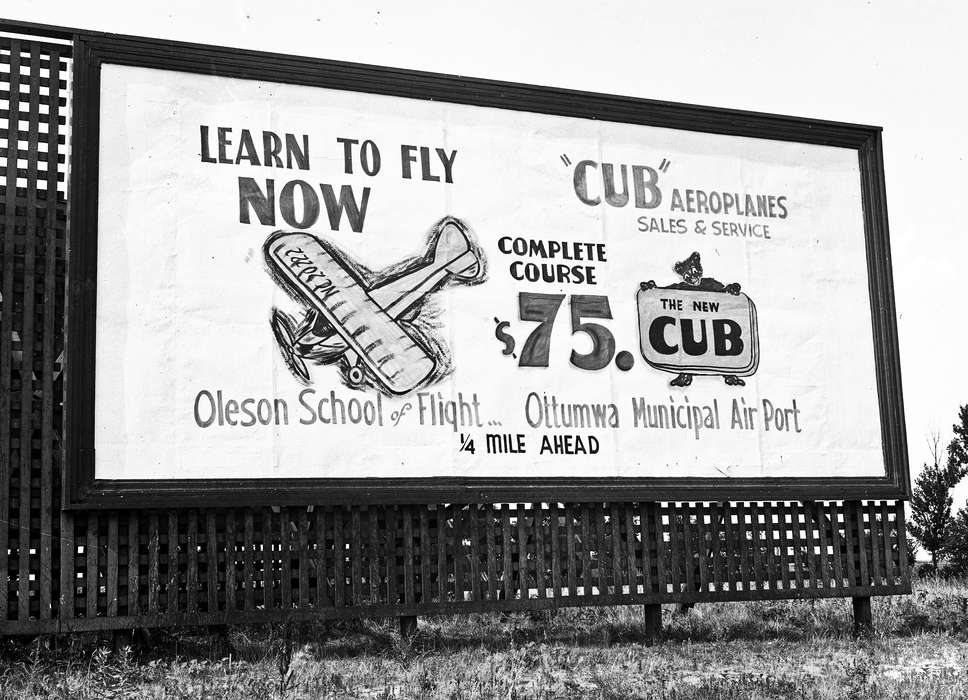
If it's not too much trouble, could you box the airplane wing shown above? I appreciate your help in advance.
[265,232,436,395]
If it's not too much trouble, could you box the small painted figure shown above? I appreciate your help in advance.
[640,251,745,387]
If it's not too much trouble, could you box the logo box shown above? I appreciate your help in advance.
[636,287,759,377]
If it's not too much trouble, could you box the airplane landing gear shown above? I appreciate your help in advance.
[347,365,366,386]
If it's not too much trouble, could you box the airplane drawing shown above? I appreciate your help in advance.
[263,216,485,395]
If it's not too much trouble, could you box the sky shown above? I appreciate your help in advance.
[4,0,967,504]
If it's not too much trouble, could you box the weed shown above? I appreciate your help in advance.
[0,577,966,698]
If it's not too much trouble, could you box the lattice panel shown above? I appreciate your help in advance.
[0,34,70,632]
[7,501,909,634]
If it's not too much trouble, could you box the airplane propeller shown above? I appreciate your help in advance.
[270,308,311,385]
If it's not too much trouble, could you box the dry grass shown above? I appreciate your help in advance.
[1,577,967,698]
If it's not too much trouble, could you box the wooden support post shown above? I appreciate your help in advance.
[643,603,662,643]
[852,596,872,635]
[132,627,153,652]
[208,624,232,658]
[399,615,418,637]
[112,629,133,652]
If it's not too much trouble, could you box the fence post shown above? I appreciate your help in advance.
[852,596,872,635]
[643,604,662,643]
[399,615,418,637]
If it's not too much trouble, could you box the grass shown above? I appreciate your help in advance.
[1,577,967,698]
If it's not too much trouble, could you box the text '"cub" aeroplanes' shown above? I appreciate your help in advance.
[264,217,484,395]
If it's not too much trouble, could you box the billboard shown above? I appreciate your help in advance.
[65,38,907,505]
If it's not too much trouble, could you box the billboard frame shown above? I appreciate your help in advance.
[64,31,909,508]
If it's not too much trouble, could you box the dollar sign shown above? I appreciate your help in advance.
[493,317,516,358]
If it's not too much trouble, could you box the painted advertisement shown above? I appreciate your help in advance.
[92,63,884,481]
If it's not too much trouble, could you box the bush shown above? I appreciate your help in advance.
[947,504,968,578]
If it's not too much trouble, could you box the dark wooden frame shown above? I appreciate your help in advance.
[51,24,908,507]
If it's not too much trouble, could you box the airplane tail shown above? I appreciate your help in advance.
[431,218,481,280]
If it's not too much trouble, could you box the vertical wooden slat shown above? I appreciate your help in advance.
[262,509,274,609]
[243,510,255,610]
[653,503,667,595]
[566,504,577,597]
[437,505,448,603]
[314,508,328,608]
[707,504,722,592]
[0,38,21,622]
[681,504,697,594]
[147,513,159,614]
[367,507,380,604]
[845,501,861,587]
[708,504,721,591]
[694,504,710,593]
[879,501,894,585]
[624,505,637,594]
[350,508,362,605]
[596,504,609,596]
[755,502,768,591]
[516,504,528,599]
[609,504,622,595]
[333,508,345,607]
[738,503,752,592]
[802,502,818,588]
[419,507,432,603]
[403,506,415,605]
[842,502,858,587]
[589,504,601,596]
[86,512,98,618]
[882,501,895,585]
[206,511,218,613]
[789,502,804,590]
[666,503,679,594]
[59,512,75,621]
[534,504,547,599]
[866,501,881,587]
[451,505,464,603]
[106,513,118,617]
[17,43,42,623]
[854,501,870,587]
[39,45,62,622]
[777,502,789,590]
[763,503,778,590]
[501,504,512,601]
[722,504,735,592]
[298,509,309,608]
[799,502,812,588]
[777,503,791,590]
[468,505,481,602]
[895,501,910,584]
[749,503,763,591]
[385,507,398,606]
[186,510,198,614]
[721,502,735,592]
[225,510,237,612]
[485,505,497,601]
[550,502,562,598]
[280,508,292,609]
[811,502,830,588]
[580,504,592,597]
[638,502,652,594]
[665,503,680,595]
[829,502,845,588]
[127,512,139,616]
